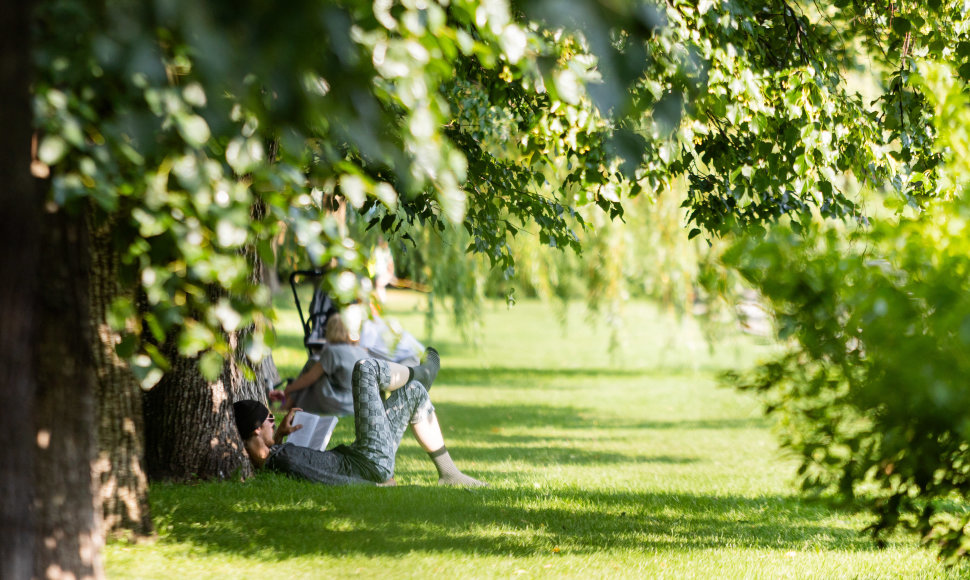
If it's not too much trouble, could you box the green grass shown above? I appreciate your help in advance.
[106,289,969,578]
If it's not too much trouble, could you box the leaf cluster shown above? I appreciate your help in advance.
[723,62,970,563]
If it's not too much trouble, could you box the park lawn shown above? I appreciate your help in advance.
[106,289,969,579]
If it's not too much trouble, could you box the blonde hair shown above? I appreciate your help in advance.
[325,314,353,344]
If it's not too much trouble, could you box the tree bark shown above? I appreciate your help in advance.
[89,211,154,540]
[0,0,40,576]
[143,328,273,481]
[33,205,104,579]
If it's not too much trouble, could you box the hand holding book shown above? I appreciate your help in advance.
[286,410,338,451]
[273,407,304,445]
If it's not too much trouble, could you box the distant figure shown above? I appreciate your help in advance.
[282,314,370,416]
[359,304,424,367]
[372,237,396,303]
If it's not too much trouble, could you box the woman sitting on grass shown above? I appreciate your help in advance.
[279,313,371,416]
[235,354,486,487]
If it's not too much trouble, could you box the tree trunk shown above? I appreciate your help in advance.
[144,328,273,481]
[34,205,104,579]
[0,0,40,575]
[144,199,280,482]
[89,211,154,540]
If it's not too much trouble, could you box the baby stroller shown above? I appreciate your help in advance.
[288,269,425,365]
[288,269,338,356]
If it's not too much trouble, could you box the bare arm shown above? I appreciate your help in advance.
[284,362,325,397]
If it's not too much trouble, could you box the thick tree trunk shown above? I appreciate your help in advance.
[89,212,154,540]
[144,329,273,481]
[144,348,250,481]
[0,0,40,575]
[34,206,104,579]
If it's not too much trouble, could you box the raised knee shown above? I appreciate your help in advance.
[353,358,377,377]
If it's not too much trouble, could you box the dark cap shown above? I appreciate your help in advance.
[233,400,269,439]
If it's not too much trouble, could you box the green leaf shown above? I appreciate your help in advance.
[38,136,69,165]
[177,113,211,147]
[381,214,396,232]
[891,18,911,36]
[130,354,164,390]
[107,297,135,330]
[199,351,225,381]
[115,334,137,359]
[178,323,216,357]
[226,137,264,174]
[959,63,970,83]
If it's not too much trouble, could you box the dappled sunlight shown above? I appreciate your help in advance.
[106,293,969,578]
[149,482,885,559]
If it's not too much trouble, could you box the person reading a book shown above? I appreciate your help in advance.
[234,352,486,487]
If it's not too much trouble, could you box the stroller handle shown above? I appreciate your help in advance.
[288,269,328,350]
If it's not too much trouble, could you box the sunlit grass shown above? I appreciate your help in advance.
[106,289,969,578]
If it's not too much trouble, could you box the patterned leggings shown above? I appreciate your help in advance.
[349,358,434,480]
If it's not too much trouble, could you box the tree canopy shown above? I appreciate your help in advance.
[34,0,968,380]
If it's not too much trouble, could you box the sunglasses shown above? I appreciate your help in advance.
[265,414,276,424]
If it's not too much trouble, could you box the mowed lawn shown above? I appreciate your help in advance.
[106,289,969,579]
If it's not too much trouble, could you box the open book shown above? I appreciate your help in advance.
[286,411,338,451]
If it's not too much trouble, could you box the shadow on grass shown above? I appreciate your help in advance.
[432,401,602,431]
[304,399,710,468]
[149,478,882,560]
[437,366,652,386]
[624,417,768,430]
[427,401,768,436]
[396,441,700,467]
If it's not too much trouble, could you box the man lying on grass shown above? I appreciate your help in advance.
[234,351,486,487]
